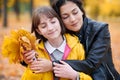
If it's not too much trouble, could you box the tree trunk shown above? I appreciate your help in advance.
[3,0,7,27]
[14,0,20,20]
[0,0,2,17]
[30,0,33,18]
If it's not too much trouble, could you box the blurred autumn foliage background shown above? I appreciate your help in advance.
[0,0,120,80]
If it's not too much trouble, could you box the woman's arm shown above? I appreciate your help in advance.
[63,23,110,74]
[21,23,110,75]
[30,58,53,73]
[53,61,92,80]
[21,50,53,72]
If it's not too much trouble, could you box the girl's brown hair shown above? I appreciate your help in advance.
[31,6,66,42]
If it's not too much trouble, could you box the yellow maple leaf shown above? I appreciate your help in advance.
[1,29,36,63]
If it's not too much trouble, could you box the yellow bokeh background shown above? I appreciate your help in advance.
[0,0,120,80]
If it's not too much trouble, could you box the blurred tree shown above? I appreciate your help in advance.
[30,0,33,17]
[83,0,87,7]
[90,3,100,20]
[3,0,8,27]
[49,0,53,5]
[0,0,2,17]
[18,0,33,15]
[34,0,49,8]
[84,0,120,18]
[85,0,100,19]
[14,0,20,20]
[100,0,120,17]
[7,0,15,8]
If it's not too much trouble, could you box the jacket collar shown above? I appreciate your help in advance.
[44,36,66,54]
[77,17,88,41]
[78,17,88,35]
[37,34,79,51]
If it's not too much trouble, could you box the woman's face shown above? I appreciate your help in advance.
[60,1,83,32]
[37,15,62,41]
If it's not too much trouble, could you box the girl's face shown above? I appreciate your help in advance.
[60,1,83,32]
[37,15,62,41]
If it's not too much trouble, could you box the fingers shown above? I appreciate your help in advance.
[24,50,35,59]
[53,62,63,67]
[27,59,33,64]
[59,61,67,65]
[30,61,40,69]
[53,61,67,68]
[53,62,63,73]
[30,66,41,71]
[53,66,64,78]
[30,61,45,73]
[37,58,45,61]
[23,50,36,64]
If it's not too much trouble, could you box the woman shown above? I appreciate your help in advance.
[51,0,120,80]
[23,0,120,80]
[21,6,92,80]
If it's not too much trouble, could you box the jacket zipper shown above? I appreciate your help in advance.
[86,36,88,53]
[106,64,115,80]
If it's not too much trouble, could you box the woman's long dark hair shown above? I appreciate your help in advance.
[52,0,86,18]
[51,0,86,34]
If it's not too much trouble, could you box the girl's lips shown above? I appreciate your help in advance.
[48,30,56,35]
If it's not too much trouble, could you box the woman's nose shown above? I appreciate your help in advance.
[69,15,75,22]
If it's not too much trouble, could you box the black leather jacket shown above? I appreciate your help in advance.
[64,17,120,80]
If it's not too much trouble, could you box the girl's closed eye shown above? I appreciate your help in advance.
[51,18,56,24]
[40,23,47,29]
[51,20,56,24]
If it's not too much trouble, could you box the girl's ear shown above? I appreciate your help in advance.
[36,29,41,35]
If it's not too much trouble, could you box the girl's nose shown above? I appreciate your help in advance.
[47,23,54,31]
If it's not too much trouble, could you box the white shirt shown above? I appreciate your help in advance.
[45,36,79,80]
[45,36,66,60]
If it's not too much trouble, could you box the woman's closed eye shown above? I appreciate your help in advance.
[62,15,69,20]
[73,10,78,15]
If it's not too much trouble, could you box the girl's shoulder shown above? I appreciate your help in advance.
[64,33,78,41]
[64,33,81,48]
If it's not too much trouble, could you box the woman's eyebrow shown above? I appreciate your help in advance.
[72,8,77,12]
[61,8,77,15]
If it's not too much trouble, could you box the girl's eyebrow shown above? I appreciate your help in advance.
[40,23,45,24]
[40,21,46,24]
[49,17,54,21]
[40,21,44,24]
[40,17,54,24]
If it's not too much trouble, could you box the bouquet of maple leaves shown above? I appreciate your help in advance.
[1,29,36,63]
